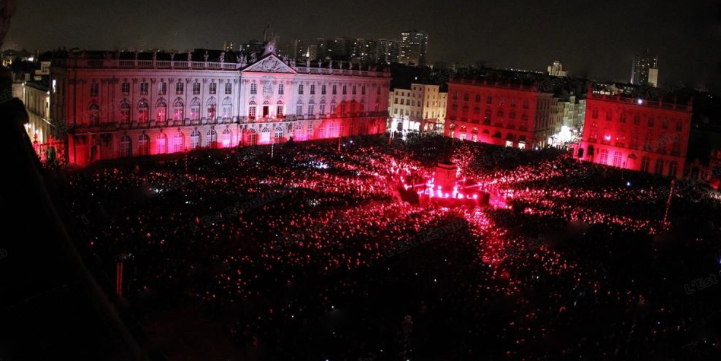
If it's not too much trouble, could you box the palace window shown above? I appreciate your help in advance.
[222,129,232,148]
[362,86,365,95]
[190,98,200,120]
[209,83,217,95]
[138,100,149,122]
[193,83,200,95]
[156,133,167,154]
[175,82,183,95]
[343,85,347,95]
[648,117,654,127]
[599,149,608,165]
[298,84,304,95]
[669,161,678,178]
[248,101,257,119]
[486,96,492,104]
[159,82,166,95]
[120,102,130,123]
[206,97,216,119]
[90,83,99,97]
[140,82,148,95]
[276,101,284,117]
[333,85,337,95]
[138,133,150,155]
[190,130,200,150]
[654,159,664,175]
[250,83,257,95]
[156,99,167,122]
[278,83,284,95]
[222,98,232,118]
[173,98,184,121]
[173,132,184,152]
[122,82,130,94]
[120,135,131,157]
[89,104,100,125]
[310,84,315,95]
[225,83,232,94]
[641,156,650,173]
[207,129,217,148]
[321,84,326,95]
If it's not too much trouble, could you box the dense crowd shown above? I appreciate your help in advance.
[61,134,721,360]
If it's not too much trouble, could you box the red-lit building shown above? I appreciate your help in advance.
[49,45,390,166]
[576,87,692,178]
[444,79,553,149]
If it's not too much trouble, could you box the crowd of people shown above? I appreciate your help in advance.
[60,134,721,360]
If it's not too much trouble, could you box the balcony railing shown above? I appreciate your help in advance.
[56,58,241,71]
[67,112,389,132]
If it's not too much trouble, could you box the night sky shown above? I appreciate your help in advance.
[6,0,721,90]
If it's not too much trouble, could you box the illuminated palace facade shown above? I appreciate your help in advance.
[444,79,553,149]
[576,87,692,178]
[50,48,390,166]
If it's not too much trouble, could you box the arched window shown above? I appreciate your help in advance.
[138,133,150,155]
[120,101,130,123]
[89,103,100,125]
[206,97,217,119]
[330,100,337,114]
[190,129,201,150]
[119,135,131,157]
[138,99,149,123]
[612,151,622,167]
[248,101,257,119]
[156,133,167,154]
[274,127,283,141]
[474,106,481,114]
[497,110,504,118]
[641,156,650,173]
[173,132,185,152]
[222,128,232,148]
[260,127,271,143]
[599,149,608,165]
[276,100,284,118]
[206,129,217,148]
[190,98,201,121]
[654,159,664,175]
[222,97,232,118]
[296,99,303,116]
[173,98,184,121]
[262,100,270,118]
[156,99,167,122]
[668,161,678,178]
[245,129,258,146]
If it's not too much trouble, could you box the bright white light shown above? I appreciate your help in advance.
[637,99,643,105]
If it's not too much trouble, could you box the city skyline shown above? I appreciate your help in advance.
[6,0,721,90]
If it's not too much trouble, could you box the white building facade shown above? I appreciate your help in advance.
[50,49,390,166]
[388,83,446,135]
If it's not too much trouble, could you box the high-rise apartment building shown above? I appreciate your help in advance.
[399,30,428,67]
[632,50,659,87]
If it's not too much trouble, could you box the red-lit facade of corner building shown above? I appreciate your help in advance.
[444,80,552,149]
[576,90,692,178]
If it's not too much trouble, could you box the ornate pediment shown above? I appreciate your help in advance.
[241,54,296,74]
